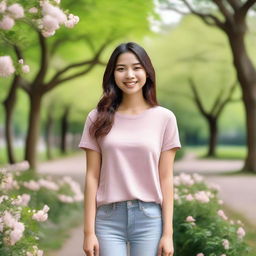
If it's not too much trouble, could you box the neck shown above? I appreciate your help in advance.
[119,91,150,110]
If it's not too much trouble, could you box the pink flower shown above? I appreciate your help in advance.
[237,227,246,239]
[222,239,229,250]
[42,15,59,32]
[41,2,66,24]
[64,14,79,28]
[0,1,7,13]
[32,210,48,222]
[185,194,194,201]
[186,216,195,222]
[42,29,55,37]
[23,180,40,191]
[10,223,25,245]
[22,64,30,73]
[18,59,24,64]
[28,7,38,14]
[217,209,228,221]
[0,15,15,30]
[192,173,203,183]
[194,191,210,203]
[196,253,204,256]
[179,173,194,186]
[7,3,24,19]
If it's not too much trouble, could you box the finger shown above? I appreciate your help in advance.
[94,244,99,256]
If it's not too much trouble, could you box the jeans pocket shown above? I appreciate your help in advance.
[140,201,162,218]
[96,203,115,219]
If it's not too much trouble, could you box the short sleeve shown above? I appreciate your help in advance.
[78,114,101,153]
[161,114,181,152]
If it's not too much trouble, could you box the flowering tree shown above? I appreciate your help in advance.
[1,0,158,169]
[1,0,79,165]
[159,0,256,172]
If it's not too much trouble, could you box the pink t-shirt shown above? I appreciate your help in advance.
[79,105,181,208]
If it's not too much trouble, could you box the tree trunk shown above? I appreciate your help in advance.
[24,92,42,170]
[206,117,217,157]
[2,76,20,164]
[45,111,53,160]
[60,107,70,154]
[228,31,256,172]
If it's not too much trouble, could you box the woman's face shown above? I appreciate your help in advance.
[114,52,147,95]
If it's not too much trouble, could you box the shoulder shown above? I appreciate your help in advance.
[155,106,177,121]
[85,108,98,122]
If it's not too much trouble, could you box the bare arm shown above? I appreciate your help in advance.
[158,148,178,237]
[83,149,101,235]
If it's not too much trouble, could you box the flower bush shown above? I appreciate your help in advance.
[0,161,83,255]
[173,173,249,256]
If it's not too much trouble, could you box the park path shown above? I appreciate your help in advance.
[38,152,256,256]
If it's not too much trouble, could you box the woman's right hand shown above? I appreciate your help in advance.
[83,233,99,256]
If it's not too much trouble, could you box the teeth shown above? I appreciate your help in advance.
[125,82,136,85]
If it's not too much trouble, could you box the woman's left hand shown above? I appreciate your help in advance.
[157,235,174,256]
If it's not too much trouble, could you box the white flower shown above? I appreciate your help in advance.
[0,15,15,30]
[28,7,38,14]
[194,191,210,203]
[41,2,67,24]
[237,227,246,239]
[217,209,228,221]
[7,4,24,19]
[222,239,229,250]
[42,15,59,32]
[22,64,30,73]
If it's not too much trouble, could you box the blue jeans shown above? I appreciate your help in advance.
[95,199,163,256]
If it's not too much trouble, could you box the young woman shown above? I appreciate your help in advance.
[79,42,181,256]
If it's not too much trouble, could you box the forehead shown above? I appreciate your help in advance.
[116,52,140,65]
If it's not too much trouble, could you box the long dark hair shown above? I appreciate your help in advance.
[90,42,159,139]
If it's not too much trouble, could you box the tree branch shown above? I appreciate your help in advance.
[239,0,256,17]
[188,78,209,117]
[215,79,238,117]
[226,0,241,11]
[212,0,233,23]
[170,0,227,30]
[31,31,49,91]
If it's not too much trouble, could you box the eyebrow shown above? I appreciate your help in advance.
[116,62,141,67]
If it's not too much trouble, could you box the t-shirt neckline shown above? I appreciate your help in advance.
[115,106,159,119]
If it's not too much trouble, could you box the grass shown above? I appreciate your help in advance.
[0,147,81,166]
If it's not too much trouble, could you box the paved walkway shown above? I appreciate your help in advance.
[38,152,256,256]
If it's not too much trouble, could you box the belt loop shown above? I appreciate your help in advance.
[138,200,143,210]
[112,202,116,210]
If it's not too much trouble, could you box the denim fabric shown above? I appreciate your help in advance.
[95,199,163,256]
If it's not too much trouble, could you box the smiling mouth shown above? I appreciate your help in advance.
[123,81,137,87]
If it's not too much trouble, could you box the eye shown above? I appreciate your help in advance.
[116,67,124,71]
[134,66,142,70]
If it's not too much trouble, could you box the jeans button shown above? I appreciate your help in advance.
[127,200,132,206]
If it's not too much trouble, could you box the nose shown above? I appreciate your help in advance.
[126,68,135,79]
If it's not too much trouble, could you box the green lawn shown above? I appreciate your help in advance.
[185,145,247,160]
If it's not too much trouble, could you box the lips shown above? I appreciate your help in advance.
[123,81,137,88]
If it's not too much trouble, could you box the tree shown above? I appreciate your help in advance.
[160,0,256,172]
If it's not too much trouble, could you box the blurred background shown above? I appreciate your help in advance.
[1,0,256,255]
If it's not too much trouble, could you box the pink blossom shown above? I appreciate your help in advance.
[3,211,16,228]
[179,173,194,186]
[237,227,246,239]
[38,178,59,190]
[0,15,15,30]
[0,1,7,13]
[10,223,25,245]
[194,191,210,203]
[32,210,48,222]
[220,254,226,256]
[18,59,24,64]
[222,239,229,250]
[58,194,74,203]
[7,3,24,19]
[23,180,40,191]
[64,14,79,28]
[217,209,228,221]
[12,194,31,206]
[55,0,61,4]
[0,195,9,203]
[41,2,67,24]
[42,15,59,32]
[22,64,30,73]
[0,55,15,76]
[28,7,38,14]
[42,29,55,37]
[196,253,204,256]
[186,216,195,222]
[0,173,19,190]
[185,194,194,201]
